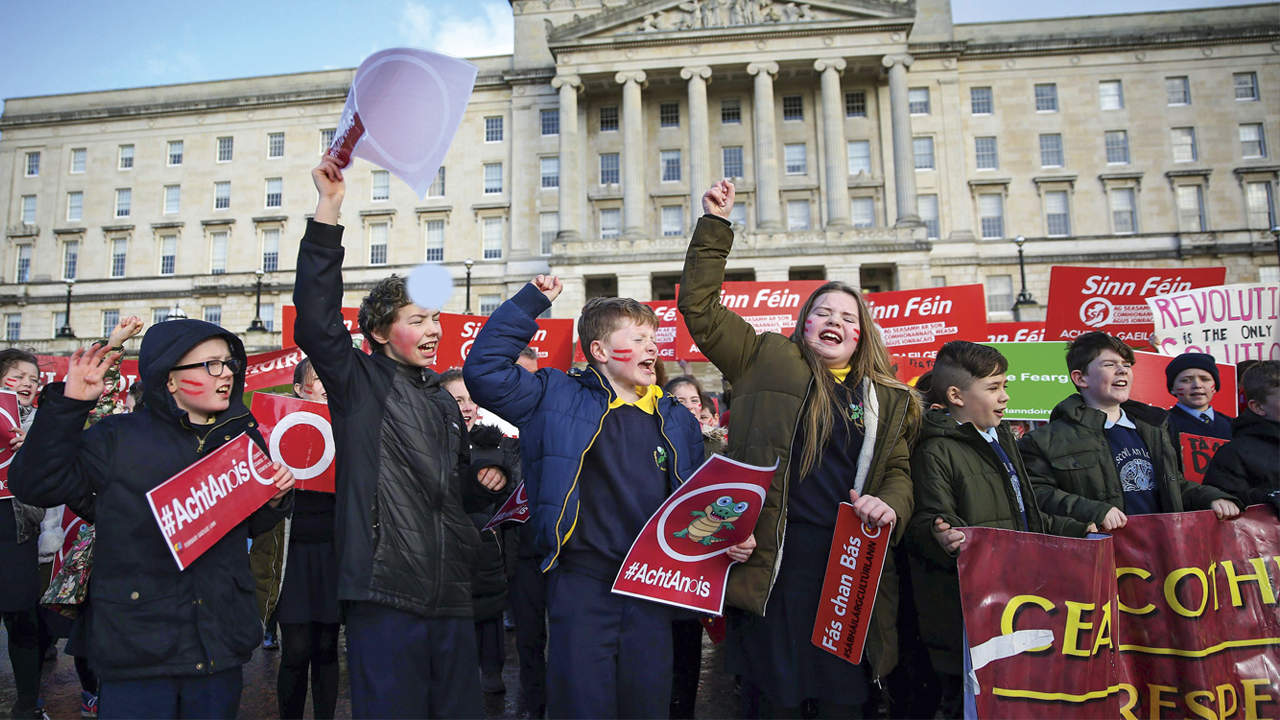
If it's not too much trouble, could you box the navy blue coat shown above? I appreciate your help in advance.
[463,284,703,572]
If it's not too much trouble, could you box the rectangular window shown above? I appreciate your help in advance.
[118,144,134,170]
[1034,83,1058,112]
[259,303,275,332]
[25,152,39,177]
[908,87,930,115]
[918,194,939,239]
[1166,76,1190,106]
[1176,185,1206,232]
[1245,181,1276,229]
[986,275,1013,313]
[661,205,683,237]
[659,102,679,128]
[424,219,445,262]
[1099,80,1124,110]
[721,98,741,124]
[1105,130,1130,164]
[369,222,388,265]
[784,144,806,175]
[1110,188,1137,234]
[782,95,803,121]
[786,200,810,231]
[722,146,744,179]
[20,195,36,225]
[1240,123,1267,158]
[660,149,682,182]
[599,208,621,239]
[600,153,620,184]
[913,137,934,170]
[111,237,127,277]
[264,178,283,208]
[541,108,559,136]
[600,106,619,132]
[1039,134,1064,168]
[115,188,131,218]
[1171,127,1197,163]
[321,128,336,150]
[845,91,866,118]
[1234,72,1259,101]
[168,140,184,166]
[978,193,1004,239]
[540,156,560,189]
[540,212,559,255]
[216,136,233,162]
[214,181,231,210]
[63,240,78,280]
[4,314,20,342]
[728,203,747,227]
[482,217,504,259]
[1045,190,1070,237]
[15,245,31,283]
[203,306,221,326]
[70,148,86,174]
[484,116,504,143]
[483,163,503,194]
[970,87,993,115]
[262,228,280,273]
[99,310,120,337]
[152,308,170,325]
[851,197,875,228]
[159,235,177,276]
[163,185,181,215]
[975,137,999,170]
[847,140,871,175]
[210,232,227,274]
[479,294,501,316]
[428,166,445,197]
[371,170,390,201]
[267,132,285,159]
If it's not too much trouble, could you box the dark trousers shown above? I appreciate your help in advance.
[669,619,703,718]
[546,568,673,719]
[2,608,42,716]
[98,667,242,720]
[344,601,483,719]
[474,617,504,675]
[510,556,547,714]
[277,621,340,720]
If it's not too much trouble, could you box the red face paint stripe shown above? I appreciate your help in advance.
[179,379,205,389]
[2,379,15,388]
[610,349,633,361]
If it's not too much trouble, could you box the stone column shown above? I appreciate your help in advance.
[682,65,712,224]
[551,73,583,242]
[747,61,781,231]
[882,54,920,226]
[616,70,648,239]
[815,58,850,229]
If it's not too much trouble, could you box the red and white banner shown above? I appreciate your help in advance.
[986,321,1046,343]
[482,481,530,531]
[438,313,574,371]
[35,355,140,396]
[1178,433,1230,484]
[244,347,309,392]
[1045,266,1226,346]
[672,281,826,363]
[644,300,683,361]
[1148,283,1280,363]
[890,354,935,386]
[0,391,18,499]
[611,455,776,614]
[145,433,279,571]
[812,503,891,665]
[1129,350,1237,418]
[251,394,335,493]
[864,284,987,356]
[281,305,361,349]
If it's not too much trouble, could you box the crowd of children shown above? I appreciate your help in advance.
[1,167,1275,720]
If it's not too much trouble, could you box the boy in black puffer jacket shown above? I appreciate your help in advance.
[1206,361,1280,513]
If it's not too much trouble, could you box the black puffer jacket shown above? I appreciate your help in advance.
[294,219,477,619]
[11,319,289,681]
[1204,410,1279,505]
[464,424,520,622]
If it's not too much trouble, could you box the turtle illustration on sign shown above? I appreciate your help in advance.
[673,495,749,545]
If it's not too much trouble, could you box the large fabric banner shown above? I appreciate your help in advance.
[437,313,574,371]
[864,284,988,356]
[673,281,825,363]
[1147,283,1280,363]
[281,305,362,349]
[1045,266,1226,346]
[243,346,309,392]
[957,507,1280,719]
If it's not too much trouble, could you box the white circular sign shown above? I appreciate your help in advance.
[268,412,336,481]
[656,482,768,563]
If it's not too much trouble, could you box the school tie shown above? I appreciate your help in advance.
[1199,412,1211,424]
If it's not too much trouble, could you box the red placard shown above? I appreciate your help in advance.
[673,281,826,362]
[482,481,530,531]
[890,354,935,386]
[35,355,141,396]
[145,433,279,571]
[811,503,891,665]
[243,346,309,392]
[611,455,776,614]
[282,305,361,349]
[864,284,987,356]
[643,300,683,361]
[0,391,19,499]
[1178,433,1230,484]
[986,322,1047,343]
[1129,350,1237,418]
[251,393,335,493]
[437,313,574,371]
[1044,266,1226,346]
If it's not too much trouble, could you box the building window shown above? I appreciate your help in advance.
[847,140,871,175]
[975,137,998,170]
[4,314,20,342]
[265,178,283,208]
[1245,182,1276,229]
[783,144,806,175]
[210,231,228,274]
[1034,83,1058,112]
[15,245,31,283]
[918,194,939,239]
[1099,80,1124,110]
[660,150,682,182]
[159,235,177,276]
[913,137,934,170]
[98,310,121,337]
[267,132,285,159]
[599,208,621,239]
[600,106,619,132]
[978,193,1004,239]
[259,303,275,332]
[25,152,39,177]
[262,228,280,272]
[320,128,336,150]
[163,185,181,215]
[908,87,930,115]
[1110,187,1137,234]
[483,163,503,194]
[70,148,86,174]
[214,181,231,210]
[782,95,803,121]
[1045,190,1070,237]
[1166,76,1191,106]
[786,200,810,231]
[216,136,233,162]
[1176,185,1206,232]
[110,237,127,278]
[427,166,446,197]
[540,156,560,189]
[661,205,683,237]
[541,109,559,136]
[728,203,747,226]
[970,87,993,115]
[845,91,866,118]
[1234,72,1259,101]
[484,116,504,143]
[369,222,388,265]
[1240,124,1267,158]
[659,102,679,128]
[986,275,1013,313]
[424,219,445,262]
[118,144,134,170]
[482,217,504,259]
[371,170,390,201]
[20,195,36,225]
[479,294,501,316]
[168,140,184,166]
[722,146,744,179]
[539,212,559,255]
[63,240,79,280]
[1105,130,1130,164]
[721,98,741,124]
[851,197,875,228]
[151,308,169,326]
[203,306,221,326]
[600,153,620,184]
[1039,134,1064,168]
[1171,127,1197,163]
[115,188,131,218]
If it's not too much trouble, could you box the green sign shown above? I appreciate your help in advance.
[984,342,1075,421]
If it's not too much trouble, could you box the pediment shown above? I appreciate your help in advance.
[547,0,915,45]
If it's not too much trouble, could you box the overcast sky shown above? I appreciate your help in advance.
[0,0,1255,106]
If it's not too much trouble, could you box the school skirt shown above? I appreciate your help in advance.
[277,539,340,625]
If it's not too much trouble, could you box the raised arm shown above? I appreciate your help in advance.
[463,279,558,428]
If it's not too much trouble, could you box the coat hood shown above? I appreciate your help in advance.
[1231,408,1280,441]
[138,319,250,425]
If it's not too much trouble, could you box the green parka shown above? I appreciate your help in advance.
[679,215,917,681]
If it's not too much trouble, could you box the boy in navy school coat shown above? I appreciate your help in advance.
[1165,353,1233,453]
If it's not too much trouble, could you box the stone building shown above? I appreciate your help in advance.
[1,0,1277,352]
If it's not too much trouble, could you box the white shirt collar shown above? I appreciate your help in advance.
[1177,402,1213,421]
[974,425,999,443]
[1105,408,1136,429]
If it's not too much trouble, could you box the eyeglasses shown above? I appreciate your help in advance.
[171,358,241,376]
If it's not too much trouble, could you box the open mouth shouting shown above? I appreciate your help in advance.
[214,381,232,399]
[818,329,843,345]
[418,340,437,359]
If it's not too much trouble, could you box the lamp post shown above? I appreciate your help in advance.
[1271,225,1280,269]
[247,269,267,332]
[464,258,474,314]
[167,304,188,321]
[55,279,75,338]
[1011,235,1038,321]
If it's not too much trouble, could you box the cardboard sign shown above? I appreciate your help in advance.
[1178,433,1229,484]
[890,354,935,387]
[482,481,530,531]
[0,391,18,499]
[986,322,1046,343]
[251,393,335,493]
[611,454,776,615]
[643,300,683,361]
[281,305,361,349]
[243,346,309,392]
[811,503,891,665]
[864,284,988,356]
[145,433,279,571]
[983,342,1074,421]
[1045,266,1226,346]
[438,313,574,371]
[1129,350,1237,418]
[1147,283,1280,363]
[674,281,826,362]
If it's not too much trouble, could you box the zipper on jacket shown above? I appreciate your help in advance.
[762,376,814,612]
[191,410,250,455]
[545,371,612,572]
